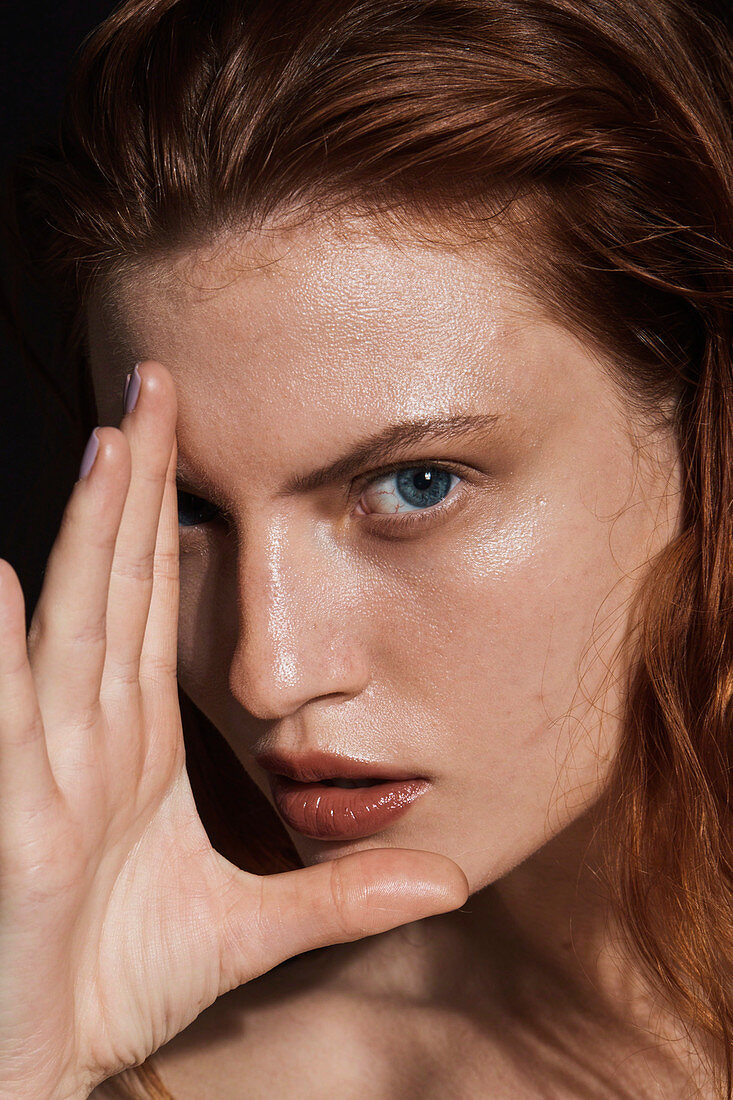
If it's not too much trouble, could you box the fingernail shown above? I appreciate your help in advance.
[123,364,142,416]
[79,428,100,480]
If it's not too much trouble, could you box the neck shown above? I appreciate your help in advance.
[316,807,711,1085]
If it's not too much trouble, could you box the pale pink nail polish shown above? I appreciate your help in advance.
[79,428,100,479]
[123,364,142,415]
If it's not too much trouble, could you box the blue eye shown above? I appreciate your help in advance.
[176,489,220,527]
[361,467,458,515]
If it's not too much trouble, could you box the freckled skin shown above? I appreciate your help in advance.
[87,215,693,1093]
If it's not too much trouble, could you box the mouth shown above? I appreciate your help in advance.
[254,748,420,785]
[254,749,429,841]
[315,777,383,788]
[266,773,430,841]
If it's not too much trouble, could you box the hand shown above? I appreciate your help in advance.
[0,361,468,1100]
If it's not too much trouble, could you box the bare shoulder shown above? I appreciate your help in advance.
[98,947,407,1100]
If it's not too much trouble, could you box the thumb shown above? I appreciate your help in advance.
[218,848,469,992]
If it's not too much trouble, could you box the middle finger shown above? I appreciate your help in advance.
[102,361,178,691]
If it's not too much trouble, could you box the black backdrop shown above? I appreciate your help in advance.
[1,4,118,619]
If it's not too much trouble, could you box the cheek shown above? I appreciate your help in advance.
[372,489,638,867]
[173,478,641,888]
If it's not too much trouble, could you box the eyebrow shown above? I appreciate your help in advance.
[175,411,504,499]
[282,412,503,495]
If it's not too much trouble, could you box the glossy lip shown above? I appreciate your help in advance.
[267,774,430,840]
[255,749,429,840]
[254,748,422,785]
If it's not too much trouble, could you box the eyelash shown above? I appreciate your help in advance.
[350,462,467,535]
[176,461,469,536]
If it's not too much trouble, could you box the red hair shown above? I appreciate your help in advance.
[10,0,732,1095]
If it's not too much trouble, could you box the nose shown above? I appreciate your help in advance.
[228,516,370,720]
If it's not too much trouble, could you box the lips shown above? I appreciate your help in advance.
[255,749,429,840]
[267,774,429,840]
[254,748,420,785]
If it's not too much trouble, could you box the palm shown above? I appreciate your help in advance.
[70,759,252,1080]
[0,361,467,1100]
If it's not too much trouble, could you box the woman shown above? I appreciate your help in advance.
[2,0,731,1096]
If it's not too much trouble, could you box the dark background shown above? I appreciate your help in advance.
[1,4,118,619]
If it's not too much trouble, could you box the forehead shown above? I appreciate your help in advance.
[87,215,619,449]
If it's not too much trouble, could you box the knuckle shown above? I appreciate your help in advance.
[101,661,141,692]
[253,874,271,937]
[59,496,118,551]
[29,609,106,652]
[139,657,177,683]
[252,872,298,943]
[68,618,107,650]
[153,549,179,581]
[135,466,168,489]
[1,709,45,751]
[328,860,366,941]
[0,645,31,681]
[112,550,155,584]
[245,873,283,948]
[59,703,101,743]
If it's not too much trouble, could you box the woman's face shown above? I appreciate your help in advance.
[88,216,682,892]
